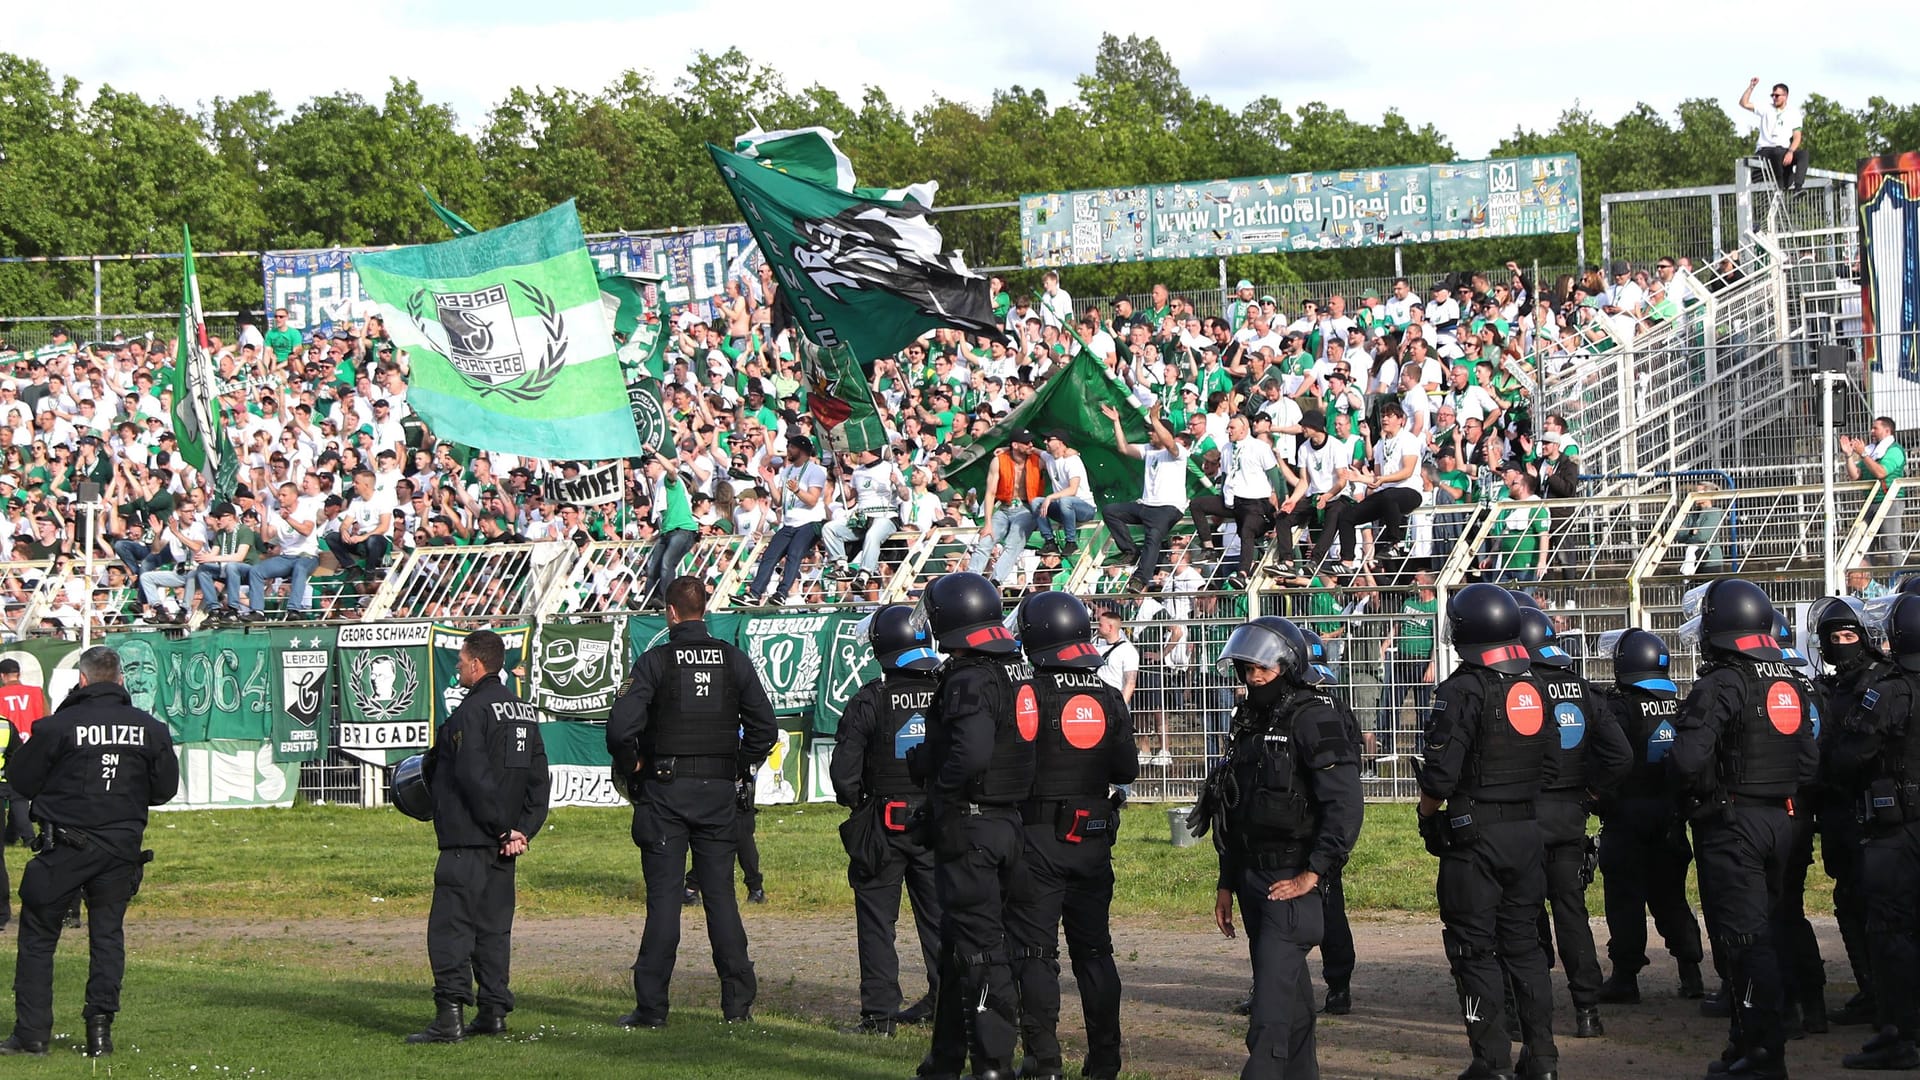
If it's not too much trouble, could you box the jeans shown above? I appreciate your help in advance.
[192,563,250,611]
[641,528,699,604]
[749,523,820,600]
[1032,497,1097,545]
[968,506,1035,584]
[822,514,899,574]
[112,539,167,579]
[138,569,190,612]
[327,534,391,573]
[250,553,320,613]
[1099,501,1183,584]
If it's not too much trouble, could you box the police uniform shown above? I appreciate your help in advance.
[417,673,550,1039]
[607,618,777,1026]
[0,717,17,930]
[1770,647,1829,1037]
[1199,625,1362,1080]
[1813,607,1892,1026]
[830,667,945,1029]
[1419,587,1559,1079]
[1004,661,1137,1079]
[1668,586,1817,1080]
[1316,685,1363,1015]
[1,676,177,1057]
[1596,683,1704,1000]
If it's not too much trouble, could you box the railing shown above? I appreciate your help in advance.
[5,559,68,636]
[361,541,582,624]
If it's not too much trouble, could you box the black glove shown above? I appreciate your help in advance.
[735,778,753,812]
[905,743,928,786]
[1579,835,1599,886]
[1417,809,1449,857]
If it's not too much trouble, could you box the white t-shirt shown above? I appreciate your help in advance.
[1137,444,1190,510]
[848,461,902,514]
[1222,437,1278,502]
[1427,297,1462,326]
[1095,635,1140,694]
[1373,431,1425,491]
[1384,294,1415,326]
[1449,385,1501,424]
[1039,290,1074,329]
[898,490,943,531]
[1295,436,1349,497]
[1753,101,1802,150]
[1607,280,1645,316]
[1047,453,1092,504]
[342,488,395,540]
[1262,396,1304,463]
[264,494,324,558]
[775,460,830,526]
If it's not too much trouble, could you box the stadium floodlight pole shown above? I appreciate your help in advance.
[1821,368,1838,597]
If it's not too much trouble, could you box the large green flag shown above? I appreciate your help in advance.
[945,350,1151,507]
[707,143,1003,361]
[171,224,221,484]
[794,335,889,454]
[358,200,642,460]
[734,125,936,205]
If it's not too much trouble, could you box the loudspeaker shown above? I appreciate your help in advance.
[1818,345,1849,374]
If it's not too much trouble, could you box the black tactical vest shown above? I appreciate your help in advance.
[1603,686,1680,800]
[1223,688,1325,853]
[864,673,936,800]
[1464,668,1553,797]
[1710,659,1810,797]
[1029,667,1124,800]
[1540,673,1600,792]
[650,637,741,757]
[934,654,1036,805]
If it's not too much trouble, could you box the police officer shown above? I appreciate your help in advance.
[1768,610,1829,1039]
[0,708,17,932]
[1193,615,1361,1080]
[406,629,551,1044]
[1417,583,1559,1080]
[1669,578,1818,1080]
[1303,626,1359,1017]
[1809,596,1889,1028]
[829,604,945,1035]
[911,571,1034,1080]
[607,575,778,1028]
[1592,628,1706,1005]
[1828,593,1920,1069]
[1005,592,1136,1080]
[0,646,177,1058]
[1516,606,1630,1039]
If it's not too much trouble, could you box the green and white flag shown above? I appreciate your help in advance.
[358,200,642,461]
[532,619,626,719]
[735,125,937,205]
[171,224,224,487]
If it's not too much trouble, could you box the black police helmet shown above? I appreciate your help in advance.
[870,603,939,673]
[1447,582,1530,674]
[1298,626,1335,687]
[917,571,1017,654]
[1516,607,1573,669]
[1886,594,1920,672]
[1809,595,1880,668]
[1900,575,1920,596]
[1508,589,1543,611]
[389,753,432,821]
[1699,578,1781,661]
[1018,590,1100,669]
[1607,628,1675,693]
[1217,616,1310,685]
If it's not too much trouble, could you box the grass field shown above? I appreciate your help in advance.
[0,802,1837,1078]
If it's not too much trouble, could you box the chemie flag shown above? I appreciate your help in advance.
[171,224,224,486]
[357,201,641,460]
[708,142,1003,362]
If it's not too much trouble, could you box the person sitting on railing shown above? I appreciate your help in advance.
[824,445,907,592]
[1741,78,1807,194]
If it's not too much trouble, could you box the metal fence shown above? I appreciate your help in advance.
[1601,161,1858,270]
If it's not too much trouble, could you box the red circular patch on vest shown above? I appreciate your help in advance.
[1766,681,1803,735]
[1505,683,1544,736]
[1061,694,1107,749]
[1016,685,1039,741]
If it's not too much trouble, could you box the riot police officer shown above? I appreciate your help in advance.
[1592,628,1706,1004]
[1810,595,1891,1028]
[1417,583,1559,1080]
[1,646,178,1058]
[1005,591,1137,1080]
[1670,578,1818,1080]
[607,575,778,1028]
[1193,615,1361,1080]
[1303,626,1359,1016]
[829,604,945,1036]
[1516,607,1630,1039]
[1768,610,1830,1038]
[911,571,1034,1080]
[408,629,551,1044]
[1828,593,1920,1069]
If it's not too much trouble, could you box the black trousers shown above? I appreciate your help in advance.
[1309,498,1361,567]
[1005,824,1122,1078]
[426,846,517,1011]
[11,842,142,1042]
[925,811,1026,1078]
[1756,145,1808,192]
[1536,796,1603,1009]
[631,777,756,1022]
[1343,487,1423,550]
[850,827,943,1018]
[1862,820,1920,1039]
[1190,495,1278,574]
[1272,503,1322,563]
[1822,805,1873,1000]
[1436,818,1558,1076]
[4,794,26,846]
[686,806,761,893]
[1597,798,1703,975]
[1099,502,1183,585]
[1693,804,1793,1059]
[1773,806,1825,1007]
[1320,868,1353,992]
[1234,864,1325,1080]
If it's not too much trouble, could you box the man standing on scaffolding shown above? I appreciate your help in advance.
[1741,78,1806,195]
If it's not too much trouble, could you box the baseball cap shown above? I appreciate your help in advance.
[1236,279,1253,290]
[1259,295,1277,305]
[1610,259,1631,277]
[210,501,237,518]
[1009,429,1035,446]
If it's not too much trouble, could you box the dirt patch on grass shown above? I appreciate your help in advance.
[135,909,1859,1080]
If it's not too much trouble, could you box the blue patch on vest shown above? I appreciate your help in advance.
[1864,689,1882,712]
[894,713,926,759]
[1809,700,1822,739]
[1647,720,1676,763]
[1555,701,1586,750]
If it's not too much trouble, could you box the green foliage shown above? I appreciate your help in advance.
[5,38,1920,322]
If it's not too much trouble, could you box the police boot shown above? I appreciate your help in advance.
[0,1034,48,1056]
[1701,986,1732,1018]
[893,996,933,1025]
[1456,1060,1513,1080]
[841,1013,895,1037]
[1231,992,1252,1016]
[1843,1026,1920,1070]
[1799,989,1828,1034]
[85,1015,113,1057]
[1781,1001,1806,1040]
[1323,983,1352,1015]
[1574,1006,1604,1038]
[1833,993,1880,1026]
[1015,1055,1063,1079]
[405,1001,465,1044]
[1678,961,1706,1000]
[1713,1046,1788,1080]
[463,1007,508,1037]
[1597,970,1641,1004]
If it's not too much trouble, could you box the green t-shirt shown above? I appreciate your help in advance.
[1869,442,1909,505]
[1306,576,1343,636]
[1435,468,1471,499]
[1494,500,1550,569]
[658,476,695,533]
[265,327,303,360]
[1397,596,1437,659]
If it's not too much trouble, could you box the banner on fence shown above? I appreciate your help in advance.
[752,729,803,806]
[1859,151,1920,430]
[0,637,83,710]
[739,612,850,717]
[554,461,625,507]
[813,616,878,736]
[532,619,626,719]
[1019,154,1581,267]
[539,719,625,808]
[335,622,434,765]
[152,631,275,744]
[169,741,299,810]
[805,738,837,803]
[428,623,531,731]
[268,627,334,763]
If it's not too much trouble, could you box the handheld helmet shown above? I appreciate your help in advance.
[1298,627,1336,687]
[1516,607,1573,670]
[1018,591,1102,669]
[914,572,1017,654]
[1679,578,1780,661]
[1508,589,1544,611]
[1445,583,1530,674]
[1596,628,1676,694]
[390,754,433,821]
[1217,616,1311,685]
[869,603,940,673]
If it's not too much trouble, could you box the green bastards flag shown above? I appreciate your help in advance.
[357,200,642,461]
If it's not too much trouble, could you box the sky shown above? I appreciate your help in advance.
[12,1,1919,161]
